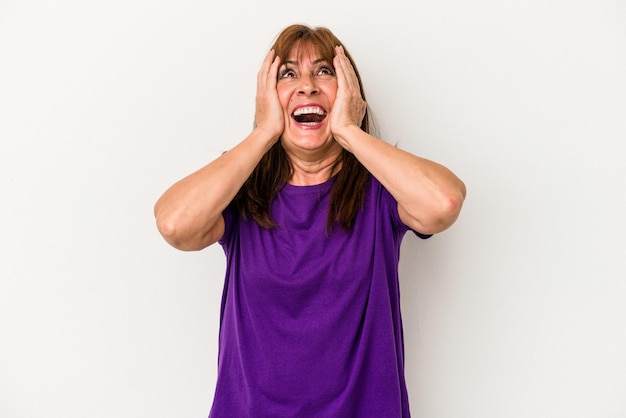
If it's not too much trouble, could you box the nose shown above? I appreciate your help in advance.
[298,75,319,95]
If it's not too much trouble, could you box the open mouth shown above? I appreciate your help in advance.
[292,106,327,126]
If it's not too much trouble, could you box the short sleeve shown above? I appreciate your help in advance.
[218,203,238,247]
[412,230,433,239]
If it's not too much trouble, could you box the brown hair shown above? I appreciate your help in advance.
[234,24,373,231]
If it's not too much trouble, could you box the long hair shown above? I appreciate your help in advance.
[234,24,374,231]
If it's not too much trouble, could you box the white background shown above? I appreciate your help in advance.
[1,0,625,417]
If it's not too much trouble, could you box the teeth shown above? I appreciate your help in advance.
[293,106,326,116]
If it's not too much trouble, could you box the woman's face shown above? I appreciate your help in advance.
[277,43,338,157]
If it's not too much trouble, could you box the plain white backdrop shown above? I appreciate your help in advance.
[1,0,625,417]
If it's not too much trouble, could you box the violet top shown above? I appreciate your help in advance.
[209,174,430,417]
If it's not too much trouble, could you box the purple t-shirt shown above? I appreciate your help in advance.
[210,174,429,417]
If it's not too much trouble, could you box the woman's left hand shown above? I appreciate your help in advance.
[330,46,367,149]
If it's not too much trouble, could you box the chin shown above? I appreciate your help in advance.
[283,130,335,151]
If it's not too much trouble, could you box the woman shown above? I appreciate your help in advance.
[155,24,466,417]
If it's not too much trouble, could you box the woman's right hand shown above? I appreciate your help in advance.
[254,49,284,142]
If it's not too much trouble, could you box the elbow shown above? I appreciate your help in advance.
[156,217,205,251]
[434,185,466,232]
[154,200,173,239]
[154,207,193,251]
[154,205,217,251]
[446,180,466,217]
[443,192,465,224]
[155,212,186,250]
[410,184,466,235]
[155,214,175,242]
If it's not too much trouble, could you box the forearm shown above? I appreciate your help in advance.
[336,126,466,234]
[154,128,276,250]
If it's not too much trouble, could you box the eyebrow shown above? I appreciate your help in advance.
[282,58,329,66]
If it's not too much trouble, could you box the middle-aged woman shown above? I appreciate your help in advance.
[155,24,466,417]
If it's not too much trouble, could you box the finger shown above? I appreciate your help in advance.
[258,49,276,88]
[334,46,360,93]
[333,46,347,90]
[333,46,366,126]
[340,47,361,92]
[267,52,281,89]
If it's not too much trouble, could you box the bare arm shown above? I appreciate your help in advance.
[154,50,284,250]
[331,47,466,234]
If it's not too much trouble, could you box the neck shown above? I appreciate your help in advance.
[286,147,343,186]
